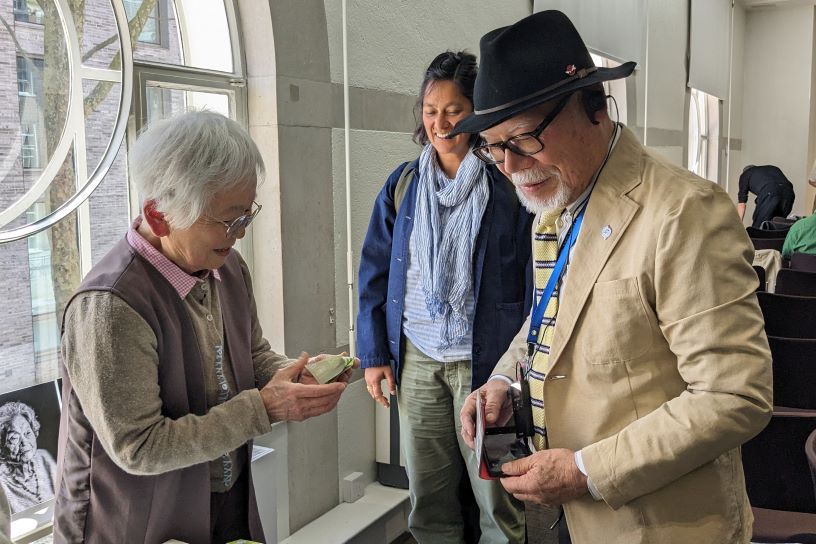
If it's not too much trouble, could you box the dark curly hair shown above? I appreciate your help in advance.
[412,51,479,147]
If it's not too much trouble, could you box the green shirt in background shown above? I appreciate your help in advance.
[782,214,816,259]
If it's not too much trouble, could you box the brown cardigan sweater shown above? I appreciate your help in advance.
[54,238,289,544]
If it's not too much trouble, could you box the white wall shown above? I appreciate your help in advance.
[742,5,814,217]
[325,0,531,350]
[324,0,531,92]
[727,2,747,200]
[641,0,689,166]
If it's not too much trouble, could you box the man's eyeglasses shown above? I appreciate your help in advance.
[472,93,573,165]
[208,200,262,238]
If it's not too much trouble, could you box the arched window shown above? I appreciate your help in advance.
[0,0,245,496]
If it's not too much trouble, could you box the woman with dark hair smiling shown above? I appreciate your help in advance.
[357,51,533,542]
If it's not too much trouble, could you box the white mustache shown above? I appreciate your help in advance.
[510,167,561,187]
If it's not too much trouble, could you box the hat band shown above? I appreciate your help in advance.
[473,67,598,116]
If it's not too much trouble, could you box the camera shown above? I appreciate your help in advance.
[508,379,534,440]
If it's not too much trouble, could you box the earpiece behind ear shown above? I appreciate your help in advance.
[581,91,608,125]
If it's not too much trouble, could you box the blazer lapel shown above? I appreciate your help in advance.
[547,127,643,372]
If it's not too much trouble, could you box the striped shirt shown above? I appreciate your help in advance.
[402,176,475,363]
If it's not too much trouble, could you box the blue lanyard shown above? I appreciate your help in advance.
[526,206,586,350]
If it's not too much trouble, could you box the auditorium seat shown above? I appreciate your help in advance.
[748,226,789,238]
[768,336,816,409]
[792,252,816,273]
[751,237,786,252]
[743,410,816,513]
[757,292,816,339]
[776,269,816,297]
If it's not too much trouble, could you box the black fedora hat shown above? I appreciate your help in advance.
[450,10,636,136]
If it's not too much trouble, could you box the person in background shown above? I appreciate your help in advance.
[357,51,533,543]
[782,212,816,259]
[737,164,795,228]
[0,402,56,513]
[456,11,772,544]
[55,111,354,544]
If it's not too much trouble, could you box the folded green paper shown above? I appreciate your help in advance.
[305,355,355,384]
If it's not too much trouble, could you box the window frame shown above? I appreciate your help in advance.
[129,60,250,263]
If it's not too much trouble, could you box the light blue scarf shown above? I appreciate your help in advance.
[414,144,488,349]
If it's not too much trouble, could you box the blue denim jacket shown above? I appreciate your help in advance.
[356,159,533,390]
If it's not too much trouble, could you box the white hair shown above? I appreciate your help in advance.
[130,111,265,230]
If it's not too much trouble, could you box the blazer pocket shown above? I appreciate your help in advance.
[578,277,654,364]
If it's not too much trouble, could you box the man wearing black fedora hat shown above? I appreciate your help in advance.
[458,10,772,544]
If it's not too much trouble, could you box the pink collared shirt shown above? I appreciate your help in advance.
[126,216,221,299]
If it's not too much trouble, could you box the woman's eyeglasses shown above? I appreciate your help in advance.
[208,200,263,238]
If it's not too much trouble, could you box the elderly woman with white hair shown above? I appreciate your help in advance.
[54,111,351,544]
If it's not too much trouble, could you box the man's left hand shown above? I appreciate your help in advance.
[500,448,589,506]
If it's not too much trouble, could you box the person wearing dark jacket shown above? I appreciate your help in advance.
[357,51,533,543]
[737,164,795,228]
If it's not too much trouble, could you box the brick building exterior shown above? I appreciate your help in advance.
[0,0,182,393]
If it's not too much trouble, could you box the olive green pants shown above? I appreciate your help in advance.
[397,339,525,543]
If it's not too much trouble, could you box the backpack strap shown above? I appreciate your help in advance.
[393,162,416,213]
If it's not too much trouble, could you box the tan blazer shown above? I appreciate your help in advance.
[494,127,773,544]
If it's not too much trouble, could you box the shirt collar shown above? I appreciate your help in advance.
[126,216,221,299]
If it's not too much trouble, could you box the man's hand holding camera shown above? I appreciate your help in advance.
[461,380,589,507]
[460,379,513,449]
[500,449,588,506]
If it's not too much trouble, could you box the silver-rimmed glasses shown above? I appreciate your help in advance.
[208,200,262,238]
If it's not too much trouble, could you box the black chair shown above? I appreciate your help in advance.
[746,411,816,544]
[757,292,816,339]
[758,221,792,233]
[753,265,767,292]
[752,507,816,543]
[792,252,816,273]
[807,428,816,503]
[742,409,816,513]
[776,269,816,297]
[768,336,816,409]
[748,226,790,238]
[751,237,786,251]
